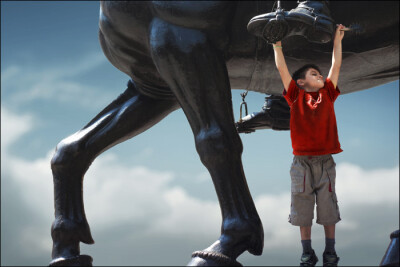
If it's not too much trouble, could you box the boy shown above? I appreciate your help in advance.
[273,24,345,266]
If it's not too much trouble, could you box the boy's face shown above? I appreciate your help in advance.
[297,68,324,92]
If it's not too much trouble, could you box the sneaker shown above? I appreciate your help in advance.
[323,251,340,266]
[300,249,319,266]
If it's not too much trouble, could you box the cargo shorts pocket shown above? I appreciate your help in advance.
[290,168,305,193]
[332,192,341,220]
[326,167,336,192]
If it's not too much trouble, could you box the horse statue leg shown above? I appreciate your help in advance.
[49,81,179,266]
[149,18,264,266]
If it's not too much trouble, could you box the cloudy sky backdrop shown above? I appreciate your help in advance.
[1,1,399,266]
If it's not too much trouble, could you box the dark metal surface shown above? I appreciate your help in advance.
[99,1,399,96]
[50,1,399,266]
[380,230,400,266]
[236,95,290,133]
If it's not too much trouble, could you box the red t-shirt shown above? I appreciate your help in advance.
[283,78,343,155]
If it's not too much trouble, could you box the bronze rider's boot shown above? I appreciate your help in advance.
[247,1,335,44]
[236,95,290,134]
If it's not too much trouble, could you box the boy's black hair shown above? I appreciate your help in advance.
[292,64,322,83]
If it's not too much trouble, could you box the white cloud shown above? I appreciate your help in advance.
[85,154,176,228]
[5,149,398,255]
[0,107,34,152]
[336,163,399,205]
[255,193,298,249]
[7,151,221,238]
[1,52,113,108]
[2,108,399,265]
[150,186,220,236]
[1,52,106,85]
[1,108,221,256]
[6,151,54,216]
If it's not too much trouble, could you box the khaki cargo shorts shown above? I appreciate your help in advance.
[289,154,341,226]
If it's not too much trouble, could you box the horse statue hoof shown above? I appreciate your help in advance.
[187,251,242,267]
[49,255,93,266]
[380,229,400,266]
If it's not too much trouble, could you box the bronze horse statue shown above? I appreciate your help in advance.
[49,1,399,266]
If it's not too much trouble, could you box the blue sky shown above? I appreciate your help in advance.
[1,1,399,266]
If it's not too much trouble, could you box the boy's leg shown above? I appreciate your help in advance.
[289,156,315,226]
[315,155,341,226]
[315,155,340,266]
[324,225,337,255]
[290,156,318,266]
[300,226,312,254]
[300,226,312,240]
[300,226,318,266]
[321,226,340,265]
[324,224,335,239]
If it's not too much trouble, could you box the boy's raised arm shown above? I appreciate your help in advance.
[273,41,292,91]
[328,24,345,88]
